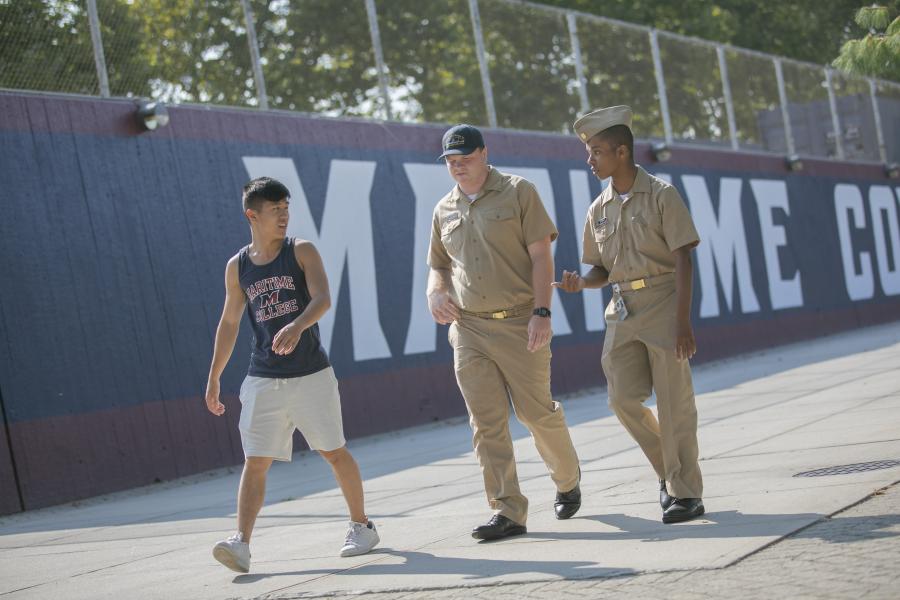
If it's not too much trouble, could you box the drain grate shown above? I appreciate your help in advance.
[793,459,900,478]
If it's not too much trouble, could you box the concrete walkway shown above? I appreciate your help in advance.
[2,322,900,599]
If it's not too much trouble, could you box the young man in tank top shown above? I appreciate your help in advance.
[205,177,379,573]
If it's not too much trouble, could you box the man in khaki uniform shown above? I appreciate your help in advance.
[555,106,705,523]
[427,124,582,540]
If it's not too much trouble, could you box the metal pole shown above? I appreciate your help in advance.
[868,78,888,164]
[241,0,269,110]
[364,0,393,120]
[567,12,590,115]
[649,29,673,144]
[468,0,498,128]
[773,58,796,156]
[717,45,739,150]
[824,68,845,160]
[86,0,110,97]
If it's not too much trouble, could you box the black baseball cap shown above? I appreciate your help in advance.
[438,124,485,160]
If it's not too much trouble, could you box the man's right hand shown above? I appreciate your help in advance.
[205,379,225,416]
[552,270,585,293]
[428,290,460,324]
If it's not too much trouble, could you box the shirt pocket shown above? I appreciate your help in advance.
[631,211,664,248]
[594,222,618,267]
[487,206,516,221]
[483,206,518,242]
[441,217,464,256]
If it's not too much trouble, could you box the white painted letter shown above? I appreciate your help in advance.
[569,169,606,331]
[403,164,455,354]
[869,185,900,296]
[242,157,391,361]
[750,179,804,310]
[834,183,875,301]
[682,175,760,317]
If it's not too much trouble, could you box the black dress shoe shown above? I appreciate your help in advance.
[471,514,527,540]
[554,483,581,520]
[659,479,674,510]
[662,497,705,523]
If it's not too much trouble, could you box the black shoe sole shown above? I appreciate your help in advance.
[471,526,527,540]
[662,506,705,524]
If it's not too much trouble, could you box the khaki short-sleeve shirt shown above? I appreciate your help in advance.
[581,166,699,282]
[428,167,558,312]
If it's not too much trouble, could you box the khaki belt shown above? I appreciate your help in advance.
[461,303,533,320]
[612,272,675,293]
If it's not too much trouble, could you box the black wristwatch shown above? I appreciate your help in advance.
[533,307,551,318]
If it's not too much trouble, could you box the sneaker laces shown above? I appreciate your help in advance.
[344,522,366,545]
[226,532,245,544]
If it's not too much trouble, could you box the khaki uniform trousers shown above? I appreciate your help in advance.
[449,310,580,525]
[601,275,703,499]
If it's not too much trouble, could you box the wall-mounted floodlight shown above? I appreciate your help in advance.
[651,141,671,162]
[785,154,804,172]
[135,101,169,131]
[885,163,900,179]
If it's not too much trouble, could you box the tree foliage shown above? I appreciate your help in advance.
[0,0,896,136]
[832,3,900,81]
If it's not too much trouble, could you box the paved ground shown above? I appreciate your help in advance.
[355,481,900,600]
[2,322,900,599]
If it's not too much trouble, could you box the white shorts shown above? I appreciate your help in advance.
[238,367,346,460]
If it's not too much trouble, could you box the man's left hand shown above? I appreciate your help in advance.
[527,315,552,352]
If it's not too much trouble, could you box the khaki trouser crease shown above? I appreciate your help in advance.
[450,312,580,525]
[601,279,703,500]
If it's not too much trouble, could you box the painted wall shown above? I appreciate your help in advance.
[1,92,898,513]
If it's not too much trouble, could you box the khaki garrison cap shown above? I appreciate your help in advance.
[573,105,633,142]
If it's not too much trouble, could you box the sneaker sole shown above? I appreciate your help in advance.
[340,535,380,557]
[213,546,249,573]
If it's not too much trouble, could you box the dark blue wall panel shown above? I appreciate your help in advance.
[0,92,898,512]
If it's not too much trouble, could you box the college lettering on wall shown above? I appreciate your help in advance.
[242,155,900,365]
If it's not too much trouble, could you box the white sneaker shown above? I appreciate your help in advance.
[213,532,251,573]
[339,520,380,557]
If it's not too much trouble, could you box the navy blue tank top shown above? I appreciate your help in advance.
[238,238,330,378]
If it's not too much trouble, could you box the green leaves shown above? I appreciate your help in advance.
[833,4,899,81]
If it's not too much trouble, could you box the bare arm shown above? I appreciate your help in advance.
[526,236,553,352]
[427,267,460,325]
[552,265,610,292]
[673,244,696,360]
[271,241,333,355]
[205,256,247,416]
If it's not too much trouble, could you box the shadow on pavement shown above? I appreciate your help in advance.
[231,548,636,584]
[528,510,900,544]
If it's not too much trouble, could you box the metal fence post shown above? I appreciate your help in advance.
[567,12,590,115]
[824,68,845,160]
[649,29,673,144]
[773,58,796,156]
[86,0,110,97]
[241,0,269,110]
[717,45,739,150]
[364,0,393,121]
[868,78,887,164]
[468,0,498,128]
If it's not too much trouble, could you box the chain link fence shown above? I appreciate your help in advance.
[2,0,899,163]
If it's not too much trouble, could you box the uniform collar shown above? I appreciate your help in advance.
[600,165,651,206]
[449,166,500,204]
